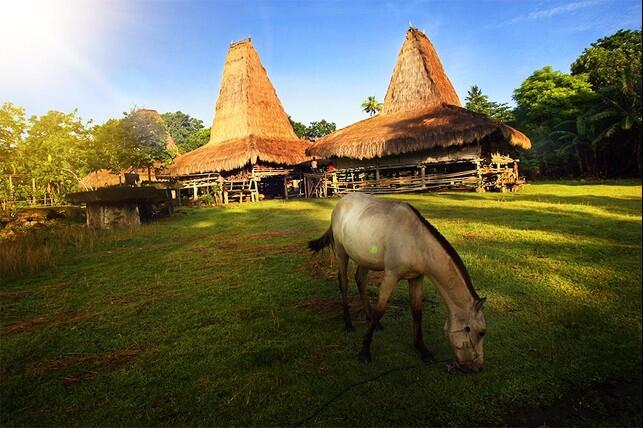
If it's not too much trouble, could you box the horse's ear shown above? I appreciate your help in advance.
[475,297,487,312]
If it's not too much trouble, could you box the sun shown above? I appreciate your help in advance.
[0,0,106,86]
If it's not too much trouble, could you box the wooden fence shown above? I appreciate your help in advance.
[304,162,524,197]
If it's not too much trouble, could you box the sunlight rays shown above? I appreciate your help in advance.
[0,0,126,104]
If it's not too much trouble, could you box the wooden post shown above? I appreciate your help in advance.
[304,175,308,198]
[323,174,328,198]
[32,178,36,205]
[193,185,198,200]
[283,176,289,199]
[421,166,426,189]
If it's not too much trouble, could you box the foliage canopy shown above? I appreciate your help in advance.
[571,29,642,90]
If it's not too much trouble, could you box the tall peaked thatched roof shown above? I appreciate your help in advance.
[307,28,530,160]
[382,28,461,114]
[169,38,308,175]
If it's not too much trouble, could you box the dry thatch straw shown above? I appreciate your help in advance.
[80,109,177,190]
[78,169,122,190]
[169,38,309,176]
[307,28,531,160]
[135,109,180,155]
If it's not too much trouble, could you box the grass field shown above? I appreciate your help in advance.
[1,182,641,426]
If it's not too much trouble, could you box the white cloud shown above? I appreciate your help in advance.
[510,0,604,23]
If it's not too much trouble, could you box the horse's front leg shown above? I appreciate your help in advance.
[354,266,383,330]
[359,272,398,363]
[336,245,354,332]
[409,276,433,363]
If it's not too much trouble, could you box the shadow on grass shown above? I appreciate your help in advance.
[1,190,641,427]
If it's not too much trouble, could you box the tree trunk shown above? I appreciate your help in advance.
[575,146,584,176]
[634,125,642,177]
[32,178,37,205]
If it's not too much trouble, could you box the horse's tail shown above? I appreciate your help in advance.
[308,227,334,253]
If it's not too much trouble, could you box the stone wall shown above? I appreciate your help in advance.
[86,203,140,228]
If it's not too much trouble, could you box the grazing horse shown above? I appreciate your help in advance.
[308,193,486,371]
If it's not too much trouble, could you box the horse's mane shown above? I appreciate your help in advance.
[405,203,480,301]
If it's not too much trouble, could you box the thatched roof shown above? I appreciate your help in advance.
[169,39,308,176]
[135,109,180,155]
[307,28,531,160]
[78,169,122,190]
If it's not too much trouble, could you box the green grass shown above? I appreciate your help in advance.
[1,182,641,426]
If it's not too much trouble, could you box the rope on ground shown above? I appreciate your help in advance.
[292,357,451,427]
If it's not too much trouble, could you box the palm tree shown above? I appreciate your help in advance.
[591,67,642,174]
[550,114,600,176]
[361,96,382,116]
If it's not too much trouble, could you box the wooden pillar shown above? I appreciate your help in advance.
[323,174,328,198]
[283,176,289,199]
[421,166,426,189]
[193,185,198,200]
[304,175,308,198]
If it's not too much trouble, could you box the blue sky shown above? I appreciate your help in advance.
[1,0,640,129]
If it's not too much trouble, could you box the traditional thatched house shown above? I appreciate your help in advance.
[306,28,531,193]
[79,109,179,190]
[168,38,309,201]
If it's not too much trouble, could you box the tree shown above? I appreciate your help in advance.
[88,119,127,173]
[550,114,601,176]
[591,67,642,175]
[120,110,169,170]
[464,85,514,123]
[0,103,27,205]
[513,67,597,178]
[571,29,642,90]
[18,109,91,203]
[160,111,205,153]
[184,127,211,152]
[288,115,307,138]
[361,96,382,116]
[89,110,170,174]
[304,120,336,139]
[0,102,26,173]
[288,116,336,139]
[513,66,596,134]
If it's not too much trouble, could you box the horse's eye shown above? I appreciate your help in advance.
[465,326,471,332]
[479,332,486,338]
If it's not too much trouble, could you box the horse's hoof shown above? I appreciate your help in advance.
[344,325,356,332]
[420,351,434,364]
[358,351,372,364]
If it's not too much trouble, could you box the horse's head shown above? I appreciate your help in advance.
[444,297,486,373]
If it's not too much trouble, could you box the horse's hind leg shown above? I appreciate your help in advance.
[336,244,354,332]
[355,266,383,330]
[359,271,398,363]
[409,276,433,363]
